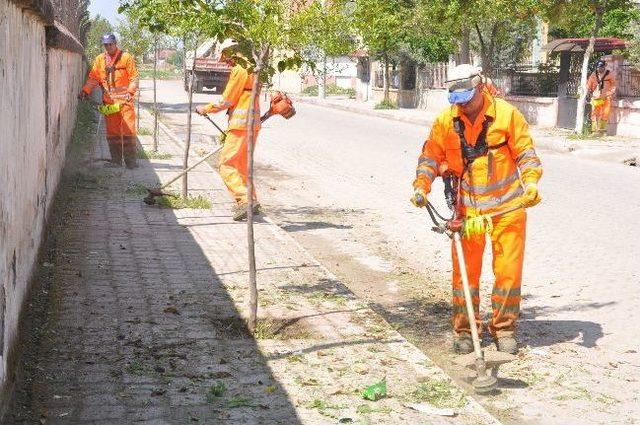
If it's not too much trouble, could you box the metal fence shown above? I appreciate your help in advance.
[374,68,401,90]
[420,63,449,89]
[493,65,560,97]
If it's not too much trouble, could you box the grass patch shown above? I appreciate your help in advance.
[72,171,108,190]
[138,127,153,136]
[410,379,466,408]
[374,99,398,110]
[227,397,255,408]
[596,393,620,405]
[307,398,345,411]
[301,84,356,99]
[308,290,349,307]
[71,101,96,153]
[137,149,173,160]
[356,404,392,414]
[553,386,592,401]
[206,381,226,403]
[138,66,182,80]
[126,182,149,196]
[126,360,156,377]
[253,318,313,340]
[155,194,211,209]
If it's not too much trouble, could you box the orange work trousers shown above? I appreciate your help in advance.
[590,97,611,123]
[105,100,137,139]
[451,209,526,338]
[219,128,260,203]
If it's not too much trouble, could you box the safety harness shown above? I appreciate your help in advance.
[452,116,506,165]
[104,50,124,92]
[595,69,610,92]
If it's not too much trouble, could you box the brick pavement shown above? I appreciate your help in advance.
[7,106,499,424]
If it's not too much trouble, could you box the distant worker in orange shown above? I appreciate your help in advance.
[196,40,261,221]
[410,65,543,355]
[587,59,616,135]
[79,33,139,168]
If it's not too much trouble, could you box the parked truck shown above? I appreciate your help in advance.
[184,39,232,93]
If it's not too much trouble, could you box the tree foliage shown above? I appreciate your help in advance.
[86,15,113,60]
[116,13,154,63]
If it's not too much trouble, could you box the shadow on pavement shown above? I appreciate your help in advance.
[7,113,302,424]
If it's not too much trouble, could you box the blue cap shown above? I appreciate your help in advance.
[596,59,606,68]
[101,33,117,44]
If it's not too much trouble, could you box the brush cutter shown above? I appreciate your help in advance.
[143,112,227,205]
[143,145,224,205]
[425,170,520,394]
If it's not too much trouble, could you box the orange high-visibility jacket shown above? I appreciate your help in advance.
[82,49,139,102]
[587,70,616,99]
[202,64,261,131]
[414,91,542,216]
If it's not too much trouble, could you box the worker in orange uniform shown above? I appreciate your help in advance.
[79,33,139,168]
[410,64,542,355]
[196,40,261,221]
[587,59,616,135]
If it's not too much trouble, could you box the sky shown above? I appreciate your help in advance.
[88,0,123,25]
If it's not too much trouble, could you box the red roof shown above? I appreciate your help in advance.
[542,37,628,53]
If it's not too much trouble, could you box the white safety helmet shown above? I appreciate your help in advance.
[217,38,239,59]
[446,64,486,91]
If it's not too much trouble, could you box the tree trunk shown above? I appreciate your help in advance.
[137,90,141,131]
[246,47,269,333]
[383,52,390,103]
[485,23,500,76]
[182,42,198,200]
[460,26,471,64]
[575,3,605,134]
[474,23,488,73]
[318,52,327,99]
[153,36,158,152]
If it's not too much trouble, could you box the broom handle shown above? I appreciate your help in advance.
[453,232,484,360]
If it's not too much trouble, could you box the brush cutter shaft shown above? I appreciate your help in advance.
[158,145,223,190]
[452,232,483,359]
[202,114,226,135]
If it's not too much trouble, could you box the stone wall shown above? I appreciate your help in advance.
[0,0,83,413]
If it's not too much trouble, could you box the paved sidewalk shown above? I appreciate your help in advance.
[8,106,499,424]
[293,95,640,164]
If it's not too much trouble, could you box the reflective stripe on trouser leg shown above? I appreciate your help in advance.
[451,230,485,336]
[218,129,259,203]
[488,209,526,338]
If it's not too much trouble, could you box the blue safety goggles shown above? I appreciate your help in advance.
[448,87,476,105]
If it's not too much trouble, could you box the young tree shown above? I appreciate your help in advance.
[120,0,352,331]
[353,0,410,103]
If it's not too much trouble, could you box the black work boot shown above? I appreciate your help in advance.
[453,333,474,354]
[496,335,518,354]
[232,202,248,221]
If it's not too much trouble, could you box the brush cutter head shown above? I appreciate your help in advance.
[473,373,498,394]
[454,350,516,394]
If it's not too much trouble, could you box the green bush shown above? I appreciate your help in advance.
[374,99,398,110]
[302,84,356,99]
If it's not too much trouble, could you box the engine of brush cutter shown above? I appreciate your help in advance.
[269,91,296,119]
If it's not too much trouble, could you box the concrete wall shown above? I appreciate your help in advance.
[506,95,559,128]
[610,99,640,137]
[0,0,83,407]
